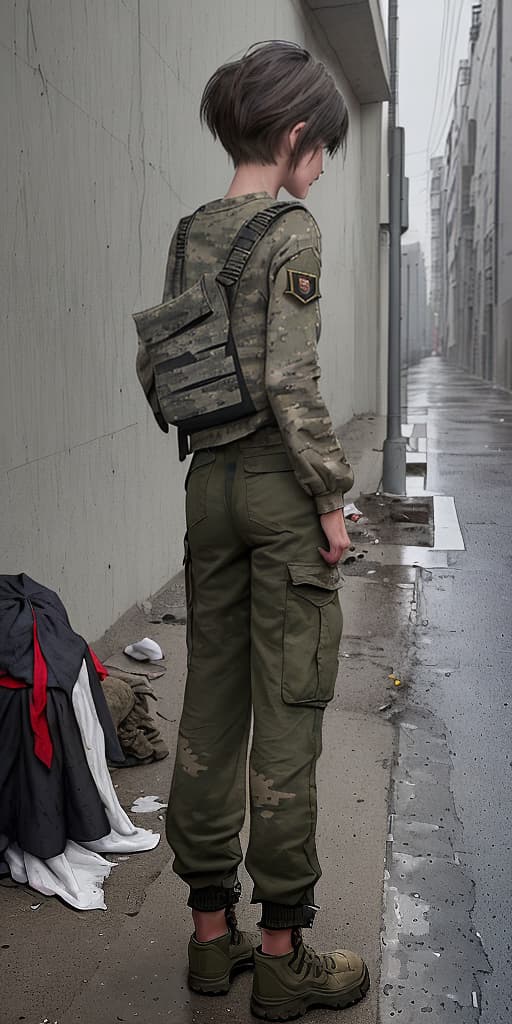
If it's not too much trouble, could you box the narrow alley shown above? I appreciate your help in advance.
[3,3,512,1022]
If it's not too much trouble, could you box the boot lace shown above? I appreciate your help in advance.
[225,906,243,946]
[289,928,338,978]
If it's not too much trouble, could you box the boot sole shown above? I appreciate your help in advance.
[250,964,370,1021]
[188,952,255,995]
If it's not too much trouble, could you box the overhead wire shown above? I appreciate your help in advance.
[423,0,468,279]
[425,0,450,158]
[429,0,467,157]
[431,0,459,146]
[423,0,450,270]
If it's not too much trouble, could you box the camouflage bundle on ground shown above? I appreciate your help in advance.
[102,669,169,766]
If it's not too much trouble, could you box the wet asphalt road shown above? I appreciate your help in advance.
[383,357,512,1022]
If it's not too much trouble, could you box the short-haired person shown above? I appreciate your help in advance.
[137,40,369,1021]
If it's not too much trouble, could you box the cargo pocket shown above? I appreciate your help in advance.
[282,563,343,707]
[185,449,215,528]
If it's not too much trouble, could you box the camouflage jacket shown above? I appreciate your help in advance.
[136,192,354,513]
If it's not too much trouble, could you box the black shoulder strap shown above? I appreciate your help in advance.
[172,212,197,296]
[173,202,304,461]
[216,202,305,289]
[172,202,304,297]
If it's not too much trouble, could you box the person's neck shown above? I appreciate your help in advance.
[224,163,283,200]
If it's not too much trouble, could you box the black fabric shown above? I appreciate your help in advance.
[83,647,124,764]
[188,878,242,912]
[0,687,110,860]
[1,573,91,692]
[0,572,124,859]
[259,901,318,930]
[0,573,122,762]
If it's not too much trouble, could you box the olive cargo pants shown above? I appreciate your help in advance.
[166,428,343,929]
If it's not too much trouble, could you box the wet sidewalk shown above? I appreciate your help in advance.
[2,549,405,1024]
[5,360,510,1023]
[1,412,402,1024]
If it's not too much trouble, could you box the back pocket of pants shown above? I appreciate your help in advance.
[282,563,343,707]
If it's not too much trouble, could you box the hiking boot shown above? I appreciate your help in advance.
[188,908,257,995]
[251,933,370,1020]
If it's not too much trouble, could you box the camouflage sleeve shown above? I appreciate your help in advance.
[135,228,180,434]
[265,223,354,514]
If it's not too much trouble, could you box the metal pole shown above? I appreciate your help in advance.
[382,0,407,494]
[406,260,410,367]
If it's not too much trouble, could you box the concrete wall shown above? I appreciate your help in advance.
[1,1,386,639]
[466,2,497,381]
[442,60,473,363]
[497,0,512,388]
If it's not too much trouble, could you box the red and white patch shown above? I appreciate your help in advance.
[285,269,320,305]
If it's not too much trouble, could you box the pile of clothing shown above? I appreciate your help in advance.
[101,668,169,766]
[0,574,160,910]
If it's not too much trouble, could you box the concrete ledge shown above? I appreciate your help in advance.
[305,0,390,102]
[338,412,385,502]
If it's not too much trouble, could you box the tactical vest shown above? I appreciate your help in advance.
[133,202,303,456]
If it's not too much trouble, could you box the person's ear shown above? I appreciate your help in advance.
[287,121,306,154]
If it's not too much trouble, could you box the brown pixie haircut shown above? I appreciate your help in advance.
[200,41,349,168]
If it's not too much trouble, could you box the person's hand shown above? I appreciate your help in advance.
[319,509,351,565]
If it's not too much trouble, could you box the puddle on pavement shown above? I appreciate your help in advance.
[344,490,464,571]
[343,545,449,571]
[350,494,434,546]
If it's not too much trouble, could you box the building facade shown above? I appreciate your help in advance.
[429,156,444,355]
[432,1,512,387]
[401,241,429,366]
[1,1,389,639]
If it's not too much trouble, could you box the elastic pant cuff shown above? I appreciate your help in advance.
[187,880,241,912]
[258,902,318,930]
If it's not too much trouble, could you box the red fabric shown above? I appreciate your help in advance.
[30,611,53,769]
[0,614,53,768]
[0,621,107,771]
[89,648,108,681]
[0,675,26,689]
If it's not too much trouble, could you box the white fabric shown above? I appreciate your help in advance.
[124,637,164,661]
[5,659,159,910]
[5,841,114,910]
[71,660,160,852]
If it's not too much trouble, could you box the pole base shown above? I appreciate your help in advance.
[382,436,407,495]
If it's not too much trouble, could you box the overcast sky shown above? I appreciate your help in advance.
[393,0,476,262]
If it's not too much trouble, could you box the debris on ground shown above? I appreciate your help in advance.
[344,502,367,523]
[131,796,168,814]
[123,637,164,662]
[102,671,169,766]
